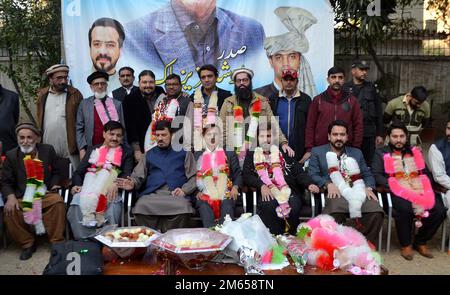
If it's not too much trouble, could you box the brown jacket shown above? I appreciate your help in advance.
[219,92,288,150]
[36,85,83,155]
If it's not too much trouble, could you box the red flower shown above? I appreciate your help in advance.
[252,99,262,114]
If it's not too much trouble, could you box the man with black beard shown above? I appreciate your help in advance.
[308,120,384,245]
[123,70,165,162]
[219,67,293,165]
[372,121,446,260]
[76,71,125,160]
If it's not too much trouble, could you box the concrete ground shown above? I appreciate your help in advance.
[0,222,449,275]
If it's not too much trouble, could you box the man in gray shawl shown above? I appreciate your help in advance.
[255,7,317,99]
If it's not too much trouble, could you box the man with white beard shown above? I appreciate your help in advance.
[76,71,125,160]
[2,122,65,260]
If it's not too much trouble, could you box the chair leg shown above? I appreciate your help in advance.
[252,191,257,215]
[242,192,247,214]
[386,193,393,253]
[441,220,447,252]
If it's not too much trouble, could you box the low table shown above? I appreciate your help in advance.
[103,256,388,275]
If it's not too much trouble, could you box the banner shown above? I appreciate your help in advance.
[62,0,334,97]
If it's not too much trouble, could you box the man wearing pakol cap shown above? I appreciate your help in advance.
[37,64,83,176]
[2,122,65,260]
[383,86,430,146]
[343,60,384,167]
[76,71,125,160]
[255,7,317,99]
[219,67,293,167]
[268,68,312,164]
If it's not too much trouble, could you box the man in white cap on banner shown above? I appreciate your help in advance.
[37,64,83,175]
[255,7,317,99]
[219,67,293,167]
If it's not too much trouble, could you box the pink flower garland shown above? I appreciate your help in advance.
[94,97,119,125]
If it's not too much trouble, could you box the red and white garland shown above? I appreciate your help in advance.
[144,97,179,151]
[94,97,119,125]
[383,147,435,227]
[254,145,291,224]
[326,152,366,219]
[22,155,46,235]
[196,148,232,219]
[79,145,122,227]
[193,88,219,151]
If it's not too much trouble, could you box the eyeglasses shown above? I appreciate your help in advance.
[92,82,107,87]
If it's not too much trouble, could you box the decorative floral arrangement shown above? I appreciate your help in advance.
[326,152,366,219]
[94,97,119,125]
[22,155,46,235]
[283,214,382,275]
[79,145,122,227]
[254,145,291,231]
[144,98,179,151]
[193,88,219,151]
[233,99,262,163]
[196,149,232,219]
[383,147,435,227]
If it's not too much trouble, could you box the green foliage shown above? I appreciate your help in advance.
[0,0,61,123]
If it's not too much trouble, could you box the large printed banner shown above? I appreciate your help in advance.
[62,0,334,97]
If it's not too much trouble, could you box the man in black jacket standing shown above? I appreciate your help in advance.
[0,84,20,154]
[122,70,165,162]
[343,60,384,167]
[269,69,312,164]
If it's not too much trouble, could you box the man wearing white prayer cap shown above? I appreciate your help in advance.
[255,7,317,99]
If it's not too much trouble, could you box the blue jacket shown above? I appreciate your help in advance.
[124,4,265,75]
[308,144,375,189]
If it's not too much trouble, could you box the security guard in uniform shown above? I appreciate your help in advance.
[343,60,384,167]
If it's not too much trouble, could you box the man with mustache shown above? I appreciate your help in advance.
[68,121,133,240]
[36,64,83,179]
[89,18,125,92]
[2,123,65,260]
[372,121,446,260]
[343,60,384,167]
[194,124,241,227]
[112,67,139,102]
[308,120,384,245]
[76,71,125,161]
[304,66,364,165]
[428,116,450,220]
[117,120,197,232]
[219,67,293,165]
[383,86,430,146]
[123,70,165,162]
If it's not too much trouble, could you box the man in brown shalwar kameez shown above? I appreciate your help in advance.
[117,120,196,232]
[2,122,65,260]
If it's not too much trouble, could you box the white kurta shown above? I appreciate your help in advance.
[43,91,70,158]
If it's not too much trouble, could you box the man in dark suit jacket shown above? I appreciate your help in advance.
[122,70,166,162]
[0,85,20,154]
[68,121,134,240]
[112,66,139,102]
[2,123,65,260]
[124,0,265,78]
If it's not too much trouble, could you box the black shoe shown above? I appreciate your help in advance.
[19,243,37,260]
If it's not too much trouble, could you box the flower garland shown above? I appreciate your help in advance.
[193,87,219,151]
[79,145,122,227]
[254,145,291,231]
[196,148,232,219]
[233,99,262,164]
[383,147,435,227]
[22,155,46,235]
[287,214,382,275]
[144,97,179,151]
[94,97,119,125]
[326,152,366,219]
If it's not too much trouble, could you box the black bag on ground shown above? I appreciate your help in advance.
[43,240,103,275]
